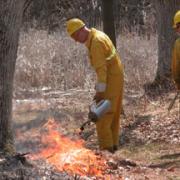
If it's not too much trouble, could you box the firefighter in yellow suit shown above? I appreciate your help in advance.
[172,10,180,89]
[66,18,124,153]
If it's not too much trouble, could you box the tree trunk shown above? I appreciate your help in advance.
[154,0,180,83]
[0,0,24,154]
[102,0,116,47]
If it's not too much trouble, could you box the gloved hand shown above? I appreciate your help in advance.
[93,92,105,103]
[88,111,98,122]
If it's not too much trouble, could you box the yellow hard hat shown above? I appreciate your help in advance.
[173,10,180,28]
[66,18,85,36]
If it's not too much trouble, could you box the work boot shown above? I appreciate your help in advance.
[99,146,115,154]
[113,145,118,152]
[106,147,115,154]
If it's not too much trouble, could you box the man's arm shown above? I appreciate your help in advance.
[91,40,107,102]
[171,40,180,89]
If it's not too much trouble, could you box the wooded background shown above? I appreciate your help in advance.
[23,0,153,33]
[0,0,180,155]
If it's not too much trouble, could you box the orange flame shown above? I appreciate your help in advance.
[30,119,108,177]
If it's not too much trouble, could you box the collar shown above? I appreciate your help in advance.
[85,28,96,49]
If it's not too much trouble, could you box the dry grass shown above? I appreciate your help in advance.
[14,28,158,94]
[117,32,157,91]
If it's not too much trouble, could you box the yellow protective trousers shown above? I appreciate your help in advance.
[86,28,124,150]
[96,89,123,149]
[172,38,180,86]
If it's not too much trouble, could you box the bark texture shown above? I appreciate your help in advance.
[0,0,24,154]
[102,0,116,47]
[154,0,180,83]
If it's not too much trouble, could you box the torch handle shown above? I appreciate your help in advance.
[80,120,91,131]
[168,91,179,111]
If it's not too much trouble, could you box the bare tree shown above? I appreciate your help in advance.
[0,0,24,154]
[102,0,116,47]
[154,0,180,85]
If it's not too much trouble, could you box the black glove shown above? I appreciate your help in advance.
[93,92,105,103]
[176,83,180,90]
[88,111,98,122]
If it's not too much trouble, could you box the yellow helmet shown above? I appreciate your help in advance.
[66,18,85,36]
[173,10,180,28]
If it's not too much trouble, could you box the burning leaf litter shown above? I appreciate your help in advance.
[13,92,180,179]
[29,119,109,177]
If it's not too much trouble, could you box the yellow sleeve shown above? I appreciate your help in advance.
[177,40,180,60]
[171,44,176,79]
[91,40,107,84]
[172,39,180,84]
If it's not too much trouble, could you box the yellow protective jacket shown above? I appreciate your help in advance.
[85,28,124,149]
[172,38,180,85]
[85,28,123,97]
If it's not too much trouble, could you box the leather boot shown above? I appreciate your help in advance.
[113,145,118,152]
[106,147,114,154]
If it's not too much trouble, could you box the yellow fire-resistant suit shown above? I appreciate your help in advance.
[172,38,180,88]
[85,28,124,150]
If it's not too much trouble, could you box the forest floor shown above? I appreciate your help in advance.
[1,88,180,179]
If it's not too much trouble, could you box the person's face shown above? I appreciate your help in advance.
[175,23,180,36]
[71,27,86,43]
